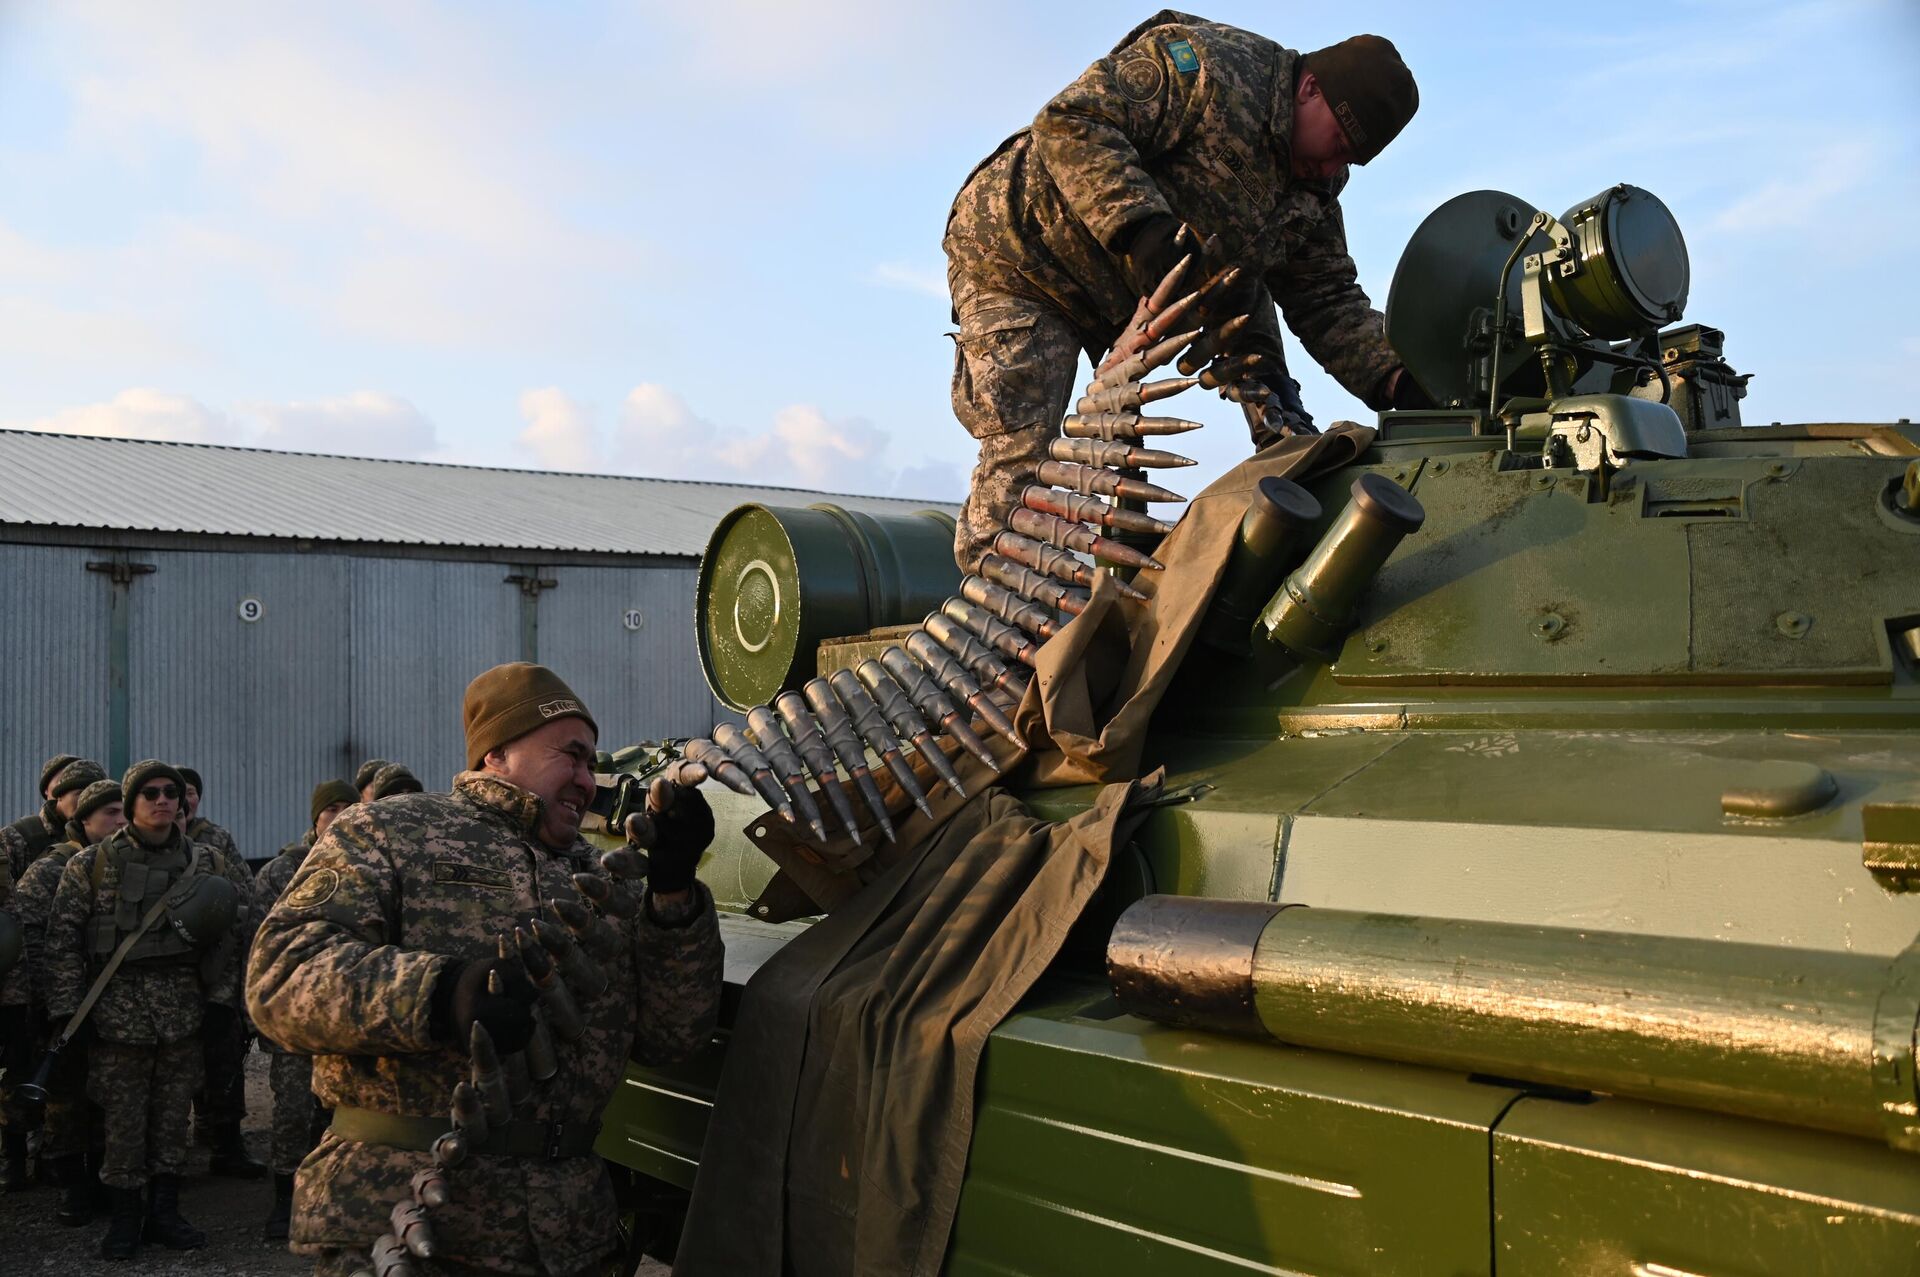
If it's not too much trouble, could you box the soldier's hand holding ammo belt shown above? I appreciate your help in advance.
[431,954,539,1054]
[628,776,713,898]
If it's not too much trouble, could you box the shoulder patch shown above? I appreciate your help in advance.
[1116,55,1164,103]
[283,867,340,910]
[1166,39,1199,74]
[431,860,514,891]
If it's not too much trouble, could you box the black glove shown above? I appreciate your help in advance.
[430,956,538,1053]
[1116,214,1184,298]
[1387,366,1435,410]
[643,778,713,896]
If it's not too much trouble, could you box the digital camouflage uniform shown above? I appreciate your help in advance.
[248,771,724,1277]
[11,828,95,1158]
[184,815,259,1140]
[0,855,20,1025]
[944,9,1403,569]
[255,832,325,1176]
[2,803,64,885]
[43,826,242,1189]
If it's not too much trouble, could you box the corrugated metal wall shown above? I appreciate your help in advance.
[128,550,353,863]
[3,542,720,864]
[0,545,114,822]
[538,564,720,749]
[349,559,523,795]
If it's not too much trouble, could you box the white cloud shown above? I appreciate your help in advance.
[244,392,440,459]
[516,387,600,472]
[508,381,964,497]
[1712,142,1874,234]
[4,388,440,460]
[8,389,240,444]
[867,261,950,299]
[13,3,639,353]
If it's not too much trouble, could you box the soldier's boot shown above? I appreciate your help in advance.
[100,1185,144,1260]
[0,1130,29,1191]
[52,1154,92,1226]
[142,1173,206,1250]
[263,1171,294,1240]
[88,1147,113,1210]
[207,1121,266,1178]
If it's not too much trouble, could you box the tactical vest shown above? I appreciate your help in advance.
[86,833,207,966]
[6,808,59,865]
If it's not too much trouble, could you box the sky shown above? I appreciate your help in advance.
[0,0,1914,502]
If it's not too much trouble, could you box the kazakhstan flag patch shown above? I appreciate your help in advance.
[1167,39,1199,74]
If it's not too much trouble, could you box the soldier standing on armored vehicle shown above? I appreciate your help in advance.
[945,10,1427,571]
[178,764,269,1180]
[1,756,105,1191]
[255,777,358,1241]
[43,759,245,1260]
[248,662,724,1277]
[9,777,125,1225]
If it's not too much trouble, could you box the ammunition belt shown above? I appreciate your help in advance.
[329,1105,601,1160]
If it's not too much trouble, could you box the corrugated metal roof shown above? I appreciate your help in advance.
[0,430,956,556]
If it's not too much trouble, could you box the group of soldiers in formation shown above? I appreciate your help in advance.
[0,660,724,1274]
[0,753,428,1253]
[0,14,1422,1273]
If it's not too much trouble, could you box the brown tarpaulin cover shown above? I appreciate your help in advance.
[673,424,1374,1276]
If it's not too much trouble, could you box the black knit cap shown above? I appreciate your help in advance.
[1302,35,1418,164]
[178,767,204,795]
[39,754,81,795]
[73,780,123,823]
[50,759,107,799]
[310,779,358,827]
[122,759,187,812]
[354,759,390,790]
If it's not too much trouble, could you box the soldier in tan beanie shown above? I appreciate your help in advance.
[249,663,723,1276]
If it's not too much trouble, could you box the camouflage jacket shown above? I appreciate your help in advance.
[3,804,62,881]
[252,833,314,1054]
[246,771,724,1276]
[946,10,1400,405]
[10,836,84,1013]
[43,827,243,1043]
[0,856,18,1009]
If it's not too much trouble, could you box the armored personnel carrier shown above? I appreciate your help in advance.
[590,186,1920,1273]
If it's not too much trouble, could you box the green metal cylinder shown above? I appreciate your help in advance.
[1259,473,1423,662]
[1198,477,1321,656]
[1545,184,1690,338]
[697,503,959,710]
[1110,897,1920,1148]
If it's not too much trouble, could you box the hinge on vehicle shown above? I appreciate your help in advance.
[1864,802,1920,892]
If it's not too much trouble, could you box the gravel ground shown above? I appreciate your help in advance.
[1,1050,670,1275]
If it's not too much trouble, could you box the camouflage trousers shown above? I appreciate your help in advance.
[945,275,1085,575]
[194,998,251,1127]
[88,1034,201,1189]
[269,1051,323,1175]
[312,1249,623,1277]
[39,1034,92,1158]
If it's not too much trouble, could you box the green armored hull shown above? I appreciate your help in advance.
[593,188,1920,1273]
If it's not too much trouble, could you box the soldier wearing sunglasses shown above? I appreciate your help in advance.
[42,760,246,1260]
